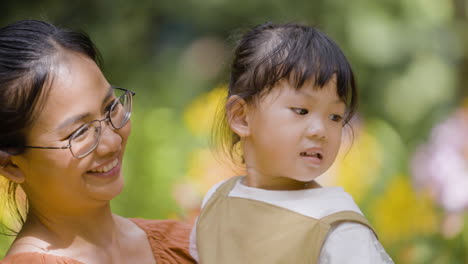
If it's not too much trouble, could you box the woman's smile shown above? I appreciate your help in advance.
[86,158,121,179]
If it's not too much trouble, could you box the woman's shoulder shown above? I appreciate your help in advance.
[130,218,193,237]
[130,218,196,264]
[1,231,84,264]
[1,252,84,264]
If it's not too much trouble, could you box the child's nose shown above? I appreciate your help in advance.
[305,117,327,141]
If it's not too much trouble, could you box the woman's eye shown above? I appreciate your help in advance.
[291,108,309,115]
[64,128,79,140]
[63,125,88,141]
[105,99,116,113]
[329,114,343,122]
[72,126,89,139]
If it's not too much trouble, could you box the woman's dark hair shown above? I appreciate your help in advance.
[213,22,358,162]
[0,19,102,234]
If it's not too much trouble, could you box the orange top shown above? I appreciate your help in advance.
[0,219,196,264]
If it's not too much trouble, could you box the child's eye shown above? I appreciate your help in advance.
[291,108,309,115]
[329,114,343,122]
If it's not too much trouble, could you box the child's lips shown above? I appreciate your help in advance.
[300,147,324,164]
[300,152,323,160]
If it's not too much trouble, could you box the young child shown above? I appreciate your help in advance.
[190,22,394,264]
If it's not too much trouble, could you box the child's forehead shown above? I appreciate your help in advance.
[277,78,339,97]
[255,79,344,106]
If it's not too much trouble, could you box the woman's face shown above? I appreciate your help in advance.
[12,50,131,214]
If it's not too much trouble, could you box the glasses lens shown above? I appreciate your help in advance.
[110,91,132,129]
[70,121,101,158]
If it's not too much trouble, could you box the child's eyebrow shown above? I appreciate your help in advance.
[331,99,346,104]
[295,90,344,104]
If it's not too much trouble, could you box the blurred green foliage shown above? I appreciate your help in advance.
[1,0,468,262]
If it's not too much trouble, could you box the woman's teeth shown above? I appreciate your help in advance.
[89,159,118,173]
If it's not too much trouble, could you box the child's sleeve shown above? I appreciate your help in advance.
[189,223,199,262]
[188,179,230,262]
[319,222,394,264]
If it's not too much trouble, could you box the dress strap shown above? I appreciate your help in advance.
[197,176,243,222]
[320,210,378,239]
[214,176,243,197]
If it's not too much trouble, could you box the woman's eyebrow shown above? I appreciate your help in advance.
[102,85,115,105]
[56,86,113,130]
[57,112,91,130]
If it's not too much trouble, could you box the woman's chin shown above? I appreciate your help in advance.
[87,175,125,202]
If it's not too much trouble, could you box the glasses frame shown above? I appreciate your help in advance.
[22,87,135,159]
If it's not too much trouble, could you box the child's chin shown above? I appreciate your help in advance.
[290,174,321,183]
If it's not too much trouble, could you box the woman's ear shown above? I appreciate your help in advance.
[226,95,251,138]
[0,151,25,184]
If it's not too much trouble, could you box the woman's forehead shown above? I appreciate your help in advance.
[31,52,109,131]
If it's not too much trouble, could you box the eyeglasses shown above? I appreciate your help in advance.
[23,87,135,159]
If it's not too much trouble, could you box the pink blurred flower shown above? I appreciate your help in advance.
[411,108,468,212]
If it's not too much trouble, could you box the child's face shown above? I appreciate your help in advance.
[242,78,345,190]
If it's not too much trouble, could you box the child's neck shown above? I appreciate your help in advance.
[243,175,321,190]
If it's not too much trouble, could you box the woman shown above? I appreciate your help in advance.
[0,20,195,263]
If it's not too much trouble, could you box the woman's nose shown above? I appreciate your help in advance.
[95,122,122,156]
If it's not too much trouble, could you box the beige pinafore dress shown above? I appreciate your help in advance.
[196,176,377,264]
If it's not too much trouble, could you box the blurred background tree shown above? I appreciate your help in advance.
[1,0,468,263]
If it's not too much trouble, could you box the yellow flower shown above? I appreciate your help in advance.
[186,148,241,193]
[369,175,438,245]
[177,85,237,219]
[183,85,227,138]
[332,124,382,204]
[0,178,26,232]
[183,84,242,193]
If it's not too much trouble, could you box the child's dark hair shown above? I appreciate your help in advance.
[213,22,357,162]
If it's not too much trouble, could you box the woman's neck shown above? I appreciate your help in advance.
[13,203,121,255]
[8,206,155,264]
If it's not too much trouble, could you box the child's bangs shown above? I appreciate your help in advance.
[291,51,355,106]
[253,37,355,105]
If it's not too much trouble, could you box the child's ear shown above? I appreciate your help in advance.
[226,95,250,138]
[0,151,25,184]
